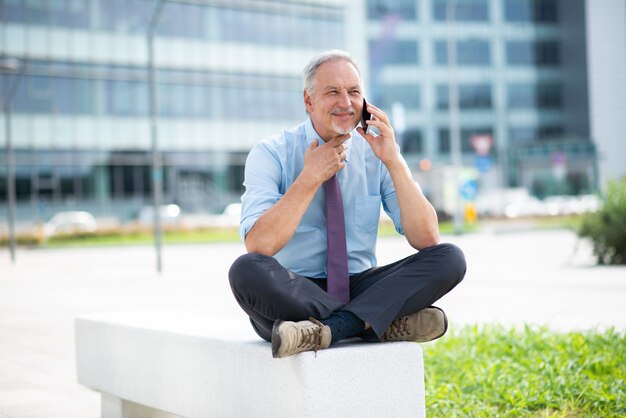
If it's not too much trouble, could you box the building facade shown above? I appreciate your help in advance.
[366,0,598,209]
[1,0,623,229]
[0,0,358,226]
[585,0,626,190]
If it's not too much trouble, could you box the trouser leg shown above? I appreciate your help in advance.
[344,243,466,338]
[228,253,344,341]
[229,243,466,342]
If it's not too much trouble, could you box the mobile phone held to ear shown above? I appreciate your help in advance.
[361,98,380,136]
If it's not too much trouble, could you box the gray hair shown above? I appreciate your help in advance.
[302,49,361,95]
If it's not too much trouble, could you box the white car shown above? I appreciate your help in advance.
[213,203,242,227]
[504,196,547,218]
[136,204,181,225]
[44,211,97,237]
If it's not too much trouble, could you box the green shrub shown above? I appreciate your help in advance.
[578,177,626,265]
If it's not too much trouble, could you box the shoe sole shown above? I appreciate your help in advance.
[271,320,284,358]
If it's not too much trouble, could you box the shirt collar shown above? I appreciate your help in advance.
[305,116,353,162]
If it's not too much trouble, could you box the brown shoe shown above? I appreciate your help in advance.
[271,318,332,358]
[381,307,448,343]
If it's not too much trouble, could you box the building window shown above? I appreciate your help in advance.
[219,87,302,120]
[508,83,562,109]
[506,40,560,66]
[215,7,344,49]
[433,0,489,22]
[538,125,564,140]
[97,0,152,34]
[105,80,148,117]
[9,61,307,121]
[438,127,493,154]
[5,1,344,50]
[51,0,92,28]
[27,76,54,113]
[504,0,558,23]
[438,129,451,154]
[11,75,96,115]
[158,2,205,39]
[509,127,537,143]
[370,40,419,66]
[401,130,423,155]
[537,84,562,108]
[377,85,421,110]
[435,39,491,66]
[509,125,564,142]
[437,84,492,110]
[158,83,202,118]
[3,0,27,24]
[507,84,533,108]
[367,0,417,20]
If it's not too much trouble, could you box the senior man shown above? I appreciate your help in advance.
[229,50,466,358]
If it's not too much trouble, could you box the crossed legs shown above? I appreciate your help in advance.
[228,243,466,342]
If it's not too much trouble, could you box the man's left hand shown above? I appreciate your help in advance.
[356,103,399,166]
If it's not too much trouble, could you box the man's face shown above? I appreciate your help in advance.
[304,59,363,142]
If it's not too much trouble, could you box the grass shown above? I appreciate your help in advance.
[533,215,583,232]
[422,325,626,417]
[42,227,242,248]
[43,220,480,247]
[1,215,582,248]
[4,218,623,415]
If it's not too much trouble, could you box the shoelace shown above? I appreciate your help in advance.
[295,317,325,351]
[383,316,410,339]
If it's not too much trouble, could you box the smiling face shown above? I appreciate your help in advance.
[303,59,363,142]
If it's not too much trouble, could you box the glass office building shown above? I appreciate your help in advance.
[0,0,606,229]
[365,0,596,205]
[0,0,350,225]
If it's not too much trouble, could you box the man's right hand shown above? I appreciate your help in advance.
[302,134,350,186]
[244,133,350,256]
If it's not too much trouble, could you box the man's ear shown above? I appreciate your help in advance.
[304,90,314,113]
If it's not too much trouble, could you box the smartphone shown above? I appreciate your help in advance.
[361,98,380,136]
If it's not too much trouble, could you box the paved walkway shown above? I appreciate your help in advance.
[1,228,625,417]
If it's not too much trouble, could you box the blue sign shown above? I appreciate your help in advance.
[459,179,478,201]
[475,155,492,173]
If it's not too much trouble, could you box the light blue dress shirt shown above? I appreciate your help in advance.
[239,117,408,278]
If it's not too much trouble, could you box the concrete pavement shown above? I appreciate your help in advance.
[0,228,625,417]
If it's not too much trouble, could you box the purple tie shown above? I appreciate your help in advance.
[324,174,350,303]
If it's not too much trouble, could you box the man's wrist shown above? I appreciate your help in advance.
[296,170,323,192]
[383,155,404,172]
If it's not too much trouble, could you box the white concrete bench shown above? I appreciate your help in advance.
[75,310,426,418]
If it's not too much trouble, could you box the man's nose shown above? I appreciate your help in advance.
[337,90,351,107]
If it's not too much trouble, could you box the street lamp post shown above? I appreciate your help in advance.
[1,57,25,264]
[446,0,464,235]
[147,0,167,273]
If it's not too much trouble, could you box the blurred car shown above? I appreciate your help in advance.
[222,203,241,219]
[545,194,602,215]
[578,194,602,213]
[504,196,547,218]
[212,203,242,227]
[136,204,181,225]
[44,211,97,237]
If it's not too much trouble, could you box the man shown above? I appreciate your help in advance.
[229,50,466,358]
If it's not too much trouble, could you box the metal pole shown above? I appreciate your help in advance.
[148,0,166,273]
[4,102,16,263]
[2,59,25,264]
[446,0,464,235]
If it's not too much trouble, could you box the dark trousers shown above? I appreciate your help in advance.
[228,243,466,341]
